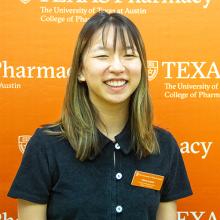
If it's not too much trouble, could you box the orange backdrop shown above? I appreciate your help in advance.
[1,0,219,219]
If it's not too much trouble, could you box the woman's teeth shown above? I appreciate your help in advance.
[105,80,127,87]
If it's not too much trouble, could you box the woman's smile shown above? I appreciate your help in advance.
[104,79,128,87]
[104,79,128,93]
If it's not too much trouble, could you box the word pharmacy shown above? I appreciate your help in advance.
[0,61,70,78]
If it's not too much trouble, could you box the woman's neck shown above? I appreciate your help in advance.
[94,101,129,141]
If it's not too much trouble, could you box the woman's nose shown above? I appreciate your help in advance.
[108,56,125,73]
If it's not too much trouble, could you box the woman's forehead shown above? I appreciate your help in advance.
[88,25,136,51]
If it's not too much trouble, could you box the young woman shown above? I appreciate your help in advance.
[8,11,193,220]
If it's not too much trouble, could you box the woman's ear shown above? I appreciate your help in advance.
[78,72,86,82]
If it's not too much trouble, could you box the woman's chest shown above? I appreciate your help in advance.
[47,148,168,219]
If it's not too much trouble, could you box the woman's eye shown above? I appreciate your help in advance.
[95,55,108,58]
[125,54,135,57]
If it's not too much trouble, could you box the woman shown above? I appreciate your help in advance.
[8,11,193,220]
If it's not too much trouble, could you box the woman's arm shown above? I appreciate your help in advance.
[18,199,47,220]
[156,201,177,220]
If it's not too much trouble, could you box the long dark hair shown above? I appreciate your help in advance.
[42,11,160,161]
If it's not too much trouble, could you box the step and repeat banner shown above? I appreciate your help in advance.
[1,0,219,219]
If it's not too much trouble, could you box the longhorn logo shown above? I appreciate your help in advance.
[18,135,31,154]
[147,60,159,81]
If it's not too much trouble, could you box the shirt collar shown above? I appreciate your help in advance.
[97,120,133,155]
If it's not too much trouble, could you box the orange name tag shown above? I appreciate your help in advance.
[131,170,164,191]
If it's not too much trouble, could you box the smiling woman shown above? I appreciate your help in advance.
[7,11,193,220]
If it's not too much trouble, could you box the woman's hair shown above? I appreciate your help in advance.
[42,11,160,161]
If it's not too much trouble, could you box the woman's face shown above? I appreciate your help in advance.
[79,25,142,107]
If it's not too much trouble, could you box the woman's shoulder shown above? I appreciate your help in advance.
[153,125,180,153]
[30,124,66,146]
[153,125,174,139]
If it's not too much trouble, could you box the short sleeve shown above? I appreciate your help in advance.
[7,128,52,204]
[160,132,193,202]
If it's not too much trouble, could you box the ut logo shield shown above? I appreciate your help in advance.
[147,61,159,81]
[18,135,31,154]
[20,0,31,4]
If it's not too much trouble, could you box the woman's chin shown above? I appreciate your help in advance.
[104,96,130,105]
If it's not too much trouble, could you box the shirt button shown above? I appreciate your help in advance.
[116,172,123,180]
[115,143,120,150]
[116,205,123,213]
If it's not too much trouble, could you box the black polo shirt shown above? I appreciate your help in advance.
[8,123,193,220]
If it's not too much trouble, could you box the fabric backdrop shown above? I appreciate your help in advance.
[1,0,219,219]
